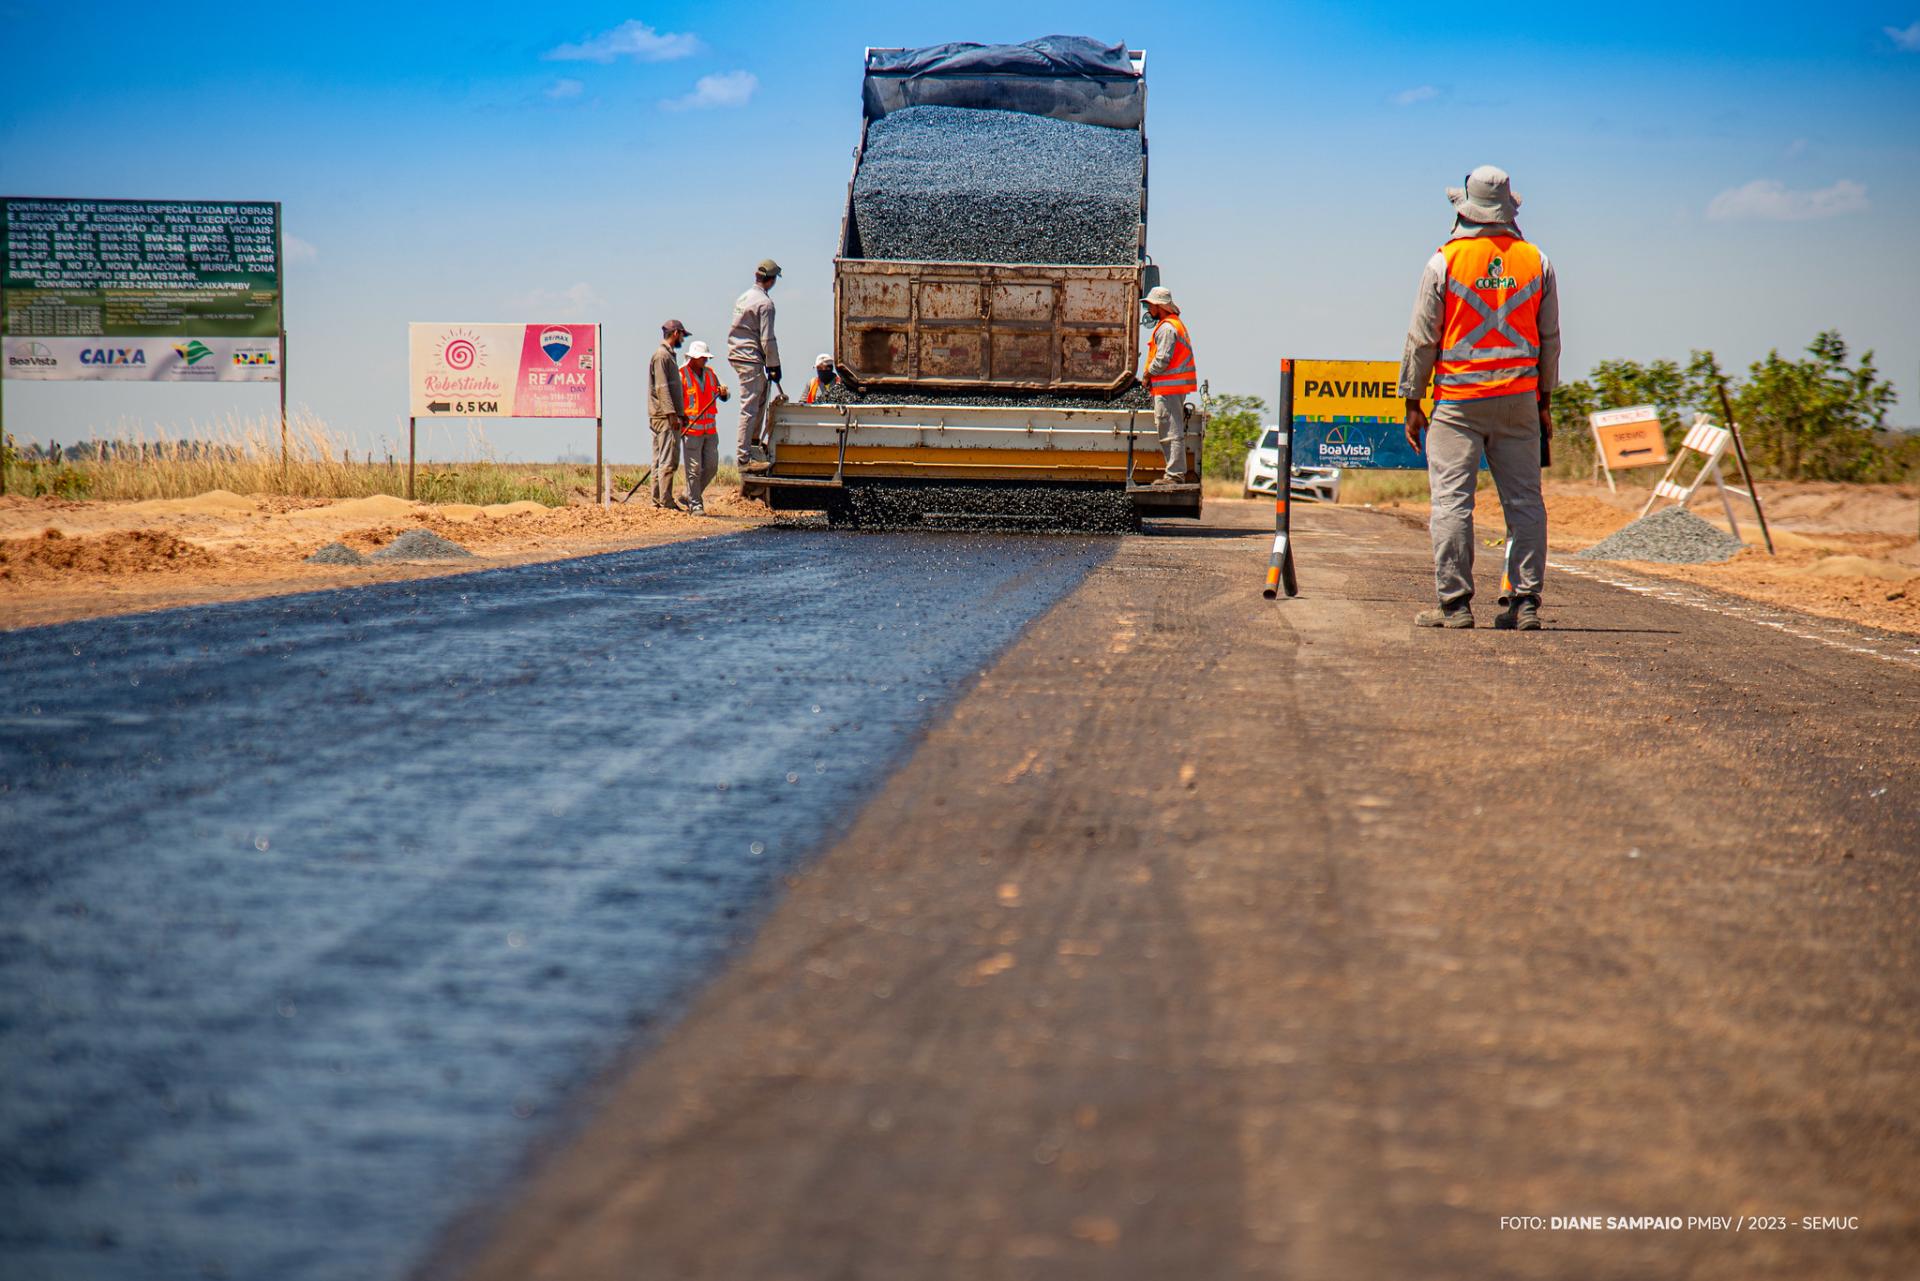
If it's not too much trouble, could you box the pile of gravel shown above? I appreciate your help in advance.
[817,382,1151,410]
[1574,507,1745,564]
[853,105,1141,264]
[305,541,366,566]
[368,529,473,562]
[831,482,1135,534]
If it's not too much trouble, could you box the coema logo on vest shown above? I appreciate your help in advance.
[1474,254,1518,290]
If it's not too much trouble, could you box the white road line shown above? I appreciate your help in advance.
[1551,559,1920,673]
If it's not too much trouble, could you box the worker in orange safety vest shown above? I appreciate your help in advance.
[1400,165,1561,631]
[804,354,836,404]
[1141,285,1197,485]
[678,340,731,515]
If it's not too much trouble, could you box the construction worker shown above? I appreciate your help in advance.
[804,354,835,404]
[727,259,782,467]
[678,341,731,514]
[1401,165,1560,631]
[648,319,689,509]
[1141,285,1197,485]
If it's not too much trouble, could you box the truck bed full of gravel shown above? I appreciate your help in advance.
[817,382,1152,410]
[1574,507,1746,564]
[368,529,474,562]
[853,105,1141,265]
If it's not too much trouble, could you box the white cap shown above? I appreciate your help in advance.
[685,340,714,361]
[815,353,833,367]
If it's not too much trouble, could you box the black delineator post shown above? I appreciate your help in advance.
[1263,359,1299,599]
[1716,380,1774,555]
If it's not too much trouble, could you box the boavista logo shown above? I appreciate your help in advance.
[1475,254,1519,291]
[174,340,215,366]
[7,341,57,369]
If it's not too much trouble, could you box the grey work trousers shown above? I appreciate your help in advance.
[730,359,768,464]
[649,413,683,506]
[681,430,718,506]
[1425,392,1547,607]
[1153,394,1188,478]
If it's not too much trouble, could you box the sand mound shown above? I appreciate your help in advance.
[288,494,419,522]
[483,501,550,518]
[368,529,472,561]
[128,489,258,515]
[1795,555,1918,582]
[0,528,219,579]
[435,504,487,523]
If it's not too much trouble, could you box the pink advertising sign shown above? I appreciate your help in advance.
[407,323,601,418]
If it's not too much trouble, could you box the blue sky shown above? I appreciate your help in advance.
[2,0,1917,460]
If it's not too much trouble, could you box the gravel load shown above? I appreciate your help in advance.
[853,105,1141,264]
[817,382,1152,410]
[832,482,1136,534]
[368,529,473,561]
[305,541,367,566]
[1574,507,1746,564]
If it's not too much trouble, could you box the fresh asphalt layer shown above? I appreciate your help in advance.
[450,501,1919,1281]
[0,529,1113,1281]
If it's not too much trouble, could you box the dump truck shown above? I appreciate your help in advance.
[741,37,1202,531]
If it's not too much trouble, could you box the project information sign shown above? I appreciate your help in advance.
[0,197,282,381]
[408,324,601,418]
[1290,358,1434,471]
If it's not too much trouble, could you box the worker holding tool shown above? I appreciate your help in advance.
[1141,285,1197,485]
[1401,165,1560,630]
[678,340,730,515]
[804,354,835,404]
[727,259,783,467]
[648,319,690,510]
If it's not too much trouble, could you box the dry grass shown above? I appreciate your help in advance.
[1,413,661,506]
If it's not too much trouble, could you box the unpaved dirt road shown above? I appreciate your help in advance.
[448,499,1920,1281]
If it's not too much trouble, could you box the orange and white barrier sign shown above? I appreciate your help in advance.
[1589,405,1669,492]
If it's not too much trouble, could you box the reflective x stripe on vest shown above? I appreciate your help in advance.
[1435,236,1543,401]
[804,376,824,404]
[681,365,721,433]
[1146,316,1197,396]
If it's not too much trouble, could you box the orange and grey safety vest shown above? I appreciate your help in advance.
[1435,236,1544,401]
[804,375,826,404]
[680,363,721,434]
[1145,316,1197,396]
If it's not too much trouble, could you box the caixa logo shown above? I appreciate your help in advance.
[79,347,147,366]
[6,341,57,369]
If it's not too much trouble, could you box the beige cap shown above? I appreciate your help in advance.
[756,258,783,278]
[815,353,833,367]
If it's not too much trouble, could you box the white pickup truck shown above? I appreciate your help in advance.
[1242,427,1341,503]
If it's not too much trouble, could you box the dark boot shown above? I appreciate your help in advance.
[1494,594,1542,631]
[1414,601,1474,629]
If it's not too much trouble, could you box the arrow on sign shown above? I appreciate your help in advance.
[427,401,451,413]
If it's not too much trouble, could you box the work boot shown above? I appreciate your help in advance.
[686,500,706,516]
[1148,472,1181,488]
[1494,595,1542,631]
[1414,602,1474,629]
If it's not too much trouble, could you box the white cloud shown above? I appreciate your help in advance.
[1885,21,1920,51]
[1391,85,1438,106]
[518,282,604,316]
[545,20,700,64]
[661,70,758,112]
[283,235,318,262]
[546,78,584,100]
[1706,178,1868,221]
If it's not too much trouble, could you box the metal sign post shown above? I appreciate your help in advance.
[407,417,416,500]
[1715,381,1774,555]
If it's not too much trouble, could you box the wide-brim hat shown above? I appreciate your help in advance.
[685,340,714,361]
[815,353,833,367]
[1447,165,1522,224]
[1143,285,1179,312]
